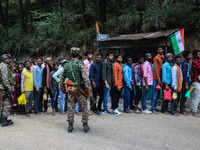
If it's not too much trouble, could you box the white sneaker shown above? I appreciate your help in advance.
[113,109,122,115]
[117,108,123,112]
[143,109,152,114]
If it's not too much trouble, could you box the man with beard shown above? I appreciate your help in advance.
[142,53,153,114]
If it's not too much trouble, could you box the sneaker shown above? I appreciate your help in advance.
[110,109,114,113]
[102,111,111,115]
[117,108,123,112]
[113,109,122,115]
[124,109,132,113]
[135,109,142,114]
[93,111,101,116]
[143,109,152,114]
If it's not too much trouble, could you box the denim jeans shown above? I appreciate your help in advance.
[34,88,43,114]
[59,88,65,113]
[142,85,151,110]
[151,80,159,111]
[64,92,68,111]
[75,102,80,112]
[124,83,132,111]
[103,85,111,111]
[52,90,58,108]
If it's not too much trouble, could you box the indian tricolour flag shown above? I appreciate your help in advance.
[171,28,185,55]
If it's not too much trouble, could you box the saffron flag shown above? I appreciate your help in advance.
[171,28,185,55]
[96,22,100,35]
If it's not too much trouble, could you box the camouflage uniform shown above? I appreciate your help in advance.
[0,62,14,118]
[60,47,92,123]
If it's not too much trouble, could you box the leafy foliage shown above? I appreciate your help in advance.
[0,0,199,56]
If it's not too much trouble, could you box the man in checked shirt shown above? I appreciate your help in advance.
[190,50,200,117]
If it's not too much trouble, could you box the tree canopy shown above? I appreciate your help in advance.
[0,0,199,57]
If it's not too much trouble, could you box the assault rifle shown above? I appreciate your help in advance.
[64,78,89,98]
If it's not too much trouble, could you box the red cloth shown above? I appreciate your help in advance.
[192,58,200,83]
[164,88,172,101]
[132,63,143,85]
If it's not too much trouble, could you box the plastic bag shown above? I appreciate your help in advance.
[172,92,177,100]
[43,93,47,101]
[156,84,161,90]
[163,88,172,101]
[18,93,27,105]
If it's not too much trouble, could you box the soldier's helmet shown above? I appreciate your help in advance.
[1,54,11,60]
[70,47,81,57]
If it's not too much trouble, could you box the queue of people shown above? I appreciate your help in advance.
[0,47,200,128]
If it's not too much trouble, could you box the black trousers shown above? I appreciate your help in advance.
[90,86,104,111]
[134,85,142,106]
[130,91,134,109]
[44,88,53,112]
[111,87,122,110]
[171,91,181,114]
[180,87,187,113]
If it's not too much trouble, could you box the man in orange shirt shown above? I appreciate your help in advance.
[111,54,123,115]
[151,46,165,114]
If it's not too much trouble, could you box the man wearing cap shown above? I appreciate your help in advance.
[0,54,15,127]
[60,47,93,133]
[53,59,67,114]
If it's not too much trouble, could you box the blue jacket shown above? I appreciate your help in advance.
[123,64,133,88]
[162,61,173,85]
[182,60,192,86]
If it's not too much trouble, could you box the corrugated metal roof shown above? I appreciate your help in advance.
[99,28,179,41]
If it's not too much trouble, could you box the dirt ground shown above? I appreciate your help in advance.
[0,100,199,150]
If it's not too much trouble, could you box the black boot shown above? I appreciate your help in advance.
[0,116,12,124]
[1,117,13,127]
[68,123,73,133]
[83,122,90,133]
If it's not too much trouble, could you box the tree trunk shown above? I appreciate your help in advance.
[25,0,29,32]
[118,0,122,15]
[0,1,6,28]
[18,0,26,32]
[97,0,106,22]
[59,0,63,8]
[5,0,9,27]
[28,0,34,32]
[101,0,106,22]
[80,0,87,28]
[96,0,101,21]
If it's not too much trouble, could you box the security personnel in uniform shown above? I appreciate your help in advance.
[60,47,93,133]
[0,54,15,127]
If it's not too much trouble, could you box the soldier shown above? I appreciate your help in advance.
[60,47,93,133]
[0,54,15,127]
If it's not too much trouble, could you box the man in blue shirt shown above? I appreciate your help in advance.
[53,59,67,114]
[180,51,192,115]
[123,57,133,113]
[161,53,173,114]
[33,57,43,114]
[89,53,103,116]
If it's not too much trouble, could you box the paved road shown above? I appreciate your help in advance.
[0,104,199,150]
